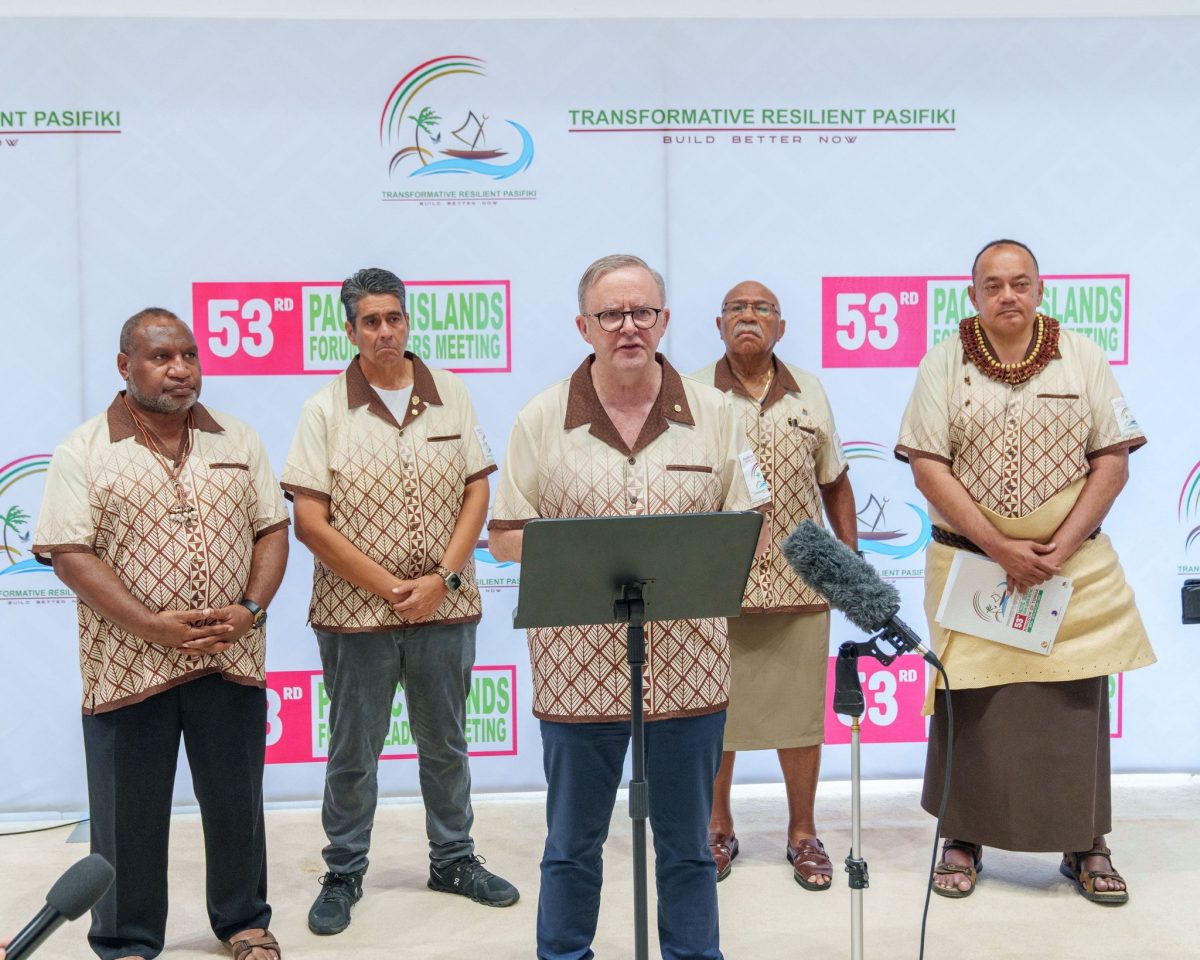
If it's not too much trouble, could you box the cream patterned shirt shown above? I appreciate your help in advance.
[33,397,289,714]
[490,356,772,722]
[896,330,1146,518]
[282,354,495,632]
[694,355,848,614]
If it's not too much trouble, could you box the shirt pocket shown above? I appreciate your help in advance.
[1033,393,1088,448]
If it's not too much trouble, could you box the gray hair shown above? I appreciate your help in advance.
[971,239,1040,282]
[119,307,182,354]
[341,267,407,327]
[576,254,666,313]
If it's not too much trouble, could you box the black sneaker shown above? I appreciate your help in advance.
[308,871,363,934]
[428,854,520,907]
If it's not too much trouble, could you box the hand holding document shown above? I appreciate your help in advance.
[935,552,1073,655]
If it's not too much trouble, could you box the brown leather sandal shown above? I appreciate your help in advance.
[786,837,834,891]
[1059,844,1129,906]
[227,929,282,959]
[932,839,982,899]
[708,831,739,882]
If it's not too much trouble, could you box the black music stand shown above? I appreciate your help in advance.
[513,511,763,960]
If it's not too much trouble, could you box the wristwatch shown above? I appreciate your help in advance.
[238,598,268,628]
[434,564,461,592]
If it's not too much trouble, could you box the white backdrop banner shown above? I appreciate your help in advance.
[1,14,1196,814]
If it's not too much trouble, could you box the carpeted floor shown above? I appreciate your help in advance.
[3,774,1195,959]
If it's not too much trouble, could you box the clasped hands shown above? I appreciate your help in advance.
[148,604,254,656]
[992,536,1068,596]
[386,574,448,623]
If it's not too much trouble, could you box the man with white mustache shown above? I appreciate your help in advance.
[693,281,858,891]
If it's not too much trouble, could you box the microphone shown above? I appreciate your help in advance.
[781,520,942,670]
[6,854,114,959]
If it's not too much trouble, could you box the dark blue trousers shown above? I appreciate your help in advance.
[537,711,725,960]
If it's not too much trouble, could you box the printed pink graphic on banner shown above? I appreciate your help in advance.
[193,280,513,376]
[822,274,1130,368]
[822,277,929,369]
[823,654,927,745]
[264,666,518,764]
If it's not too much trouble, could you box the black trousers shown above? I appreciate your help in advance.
[81,673,271,960]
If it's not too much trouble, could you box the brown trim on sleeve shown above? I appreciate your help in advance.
[280,482,332,503]
[209,461,250,470]
[817,463,851,490]
[1087,437,1147,459]
[464,464,498,486]
[31,542,94,566]
[894,445,952,466]
[254,518,291,541]
[487,517,530,531]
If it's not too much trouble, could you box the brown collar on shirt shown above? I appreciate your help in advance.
[106,392,224,447]
[345,352,443,430]
[564,353,695,456]
[712,353,800,412]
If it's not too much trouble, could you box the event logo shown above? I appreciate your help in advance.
[0,453,72,603]
[0,455,46,577]
[193,279,513,375]
[380,55,535,203]
[822,274,1130,368]
[842,440,931,575]
[1177,459,1200,575]
[264,667,518,764]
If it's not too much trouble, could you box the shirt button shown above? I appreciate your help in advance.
[411,395,420,405]
[628,456,636,465]
[629,494,638,504]
[673,404,682,413]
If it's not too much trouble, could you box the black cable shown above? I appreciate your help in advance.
[917,666,953,960]
[0,818,88,837]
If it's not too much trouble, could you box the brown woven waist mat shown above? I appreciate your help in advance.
[930,524,1100,555]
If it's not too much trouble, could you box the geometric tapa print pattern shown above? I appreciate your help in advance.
[897,331,1145,520]
[494,357,767,721]
[282,357,494,632]
[704,356,847,614]
[33,398,289,713]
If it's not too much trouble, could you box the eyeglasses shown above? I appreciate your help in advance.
[584,307,664,332]
[722,301,778,318]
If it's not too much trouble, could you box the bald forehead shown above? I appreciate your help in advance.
[129,316,194,350]
[722,281,779,308]
[973,244,1038,282]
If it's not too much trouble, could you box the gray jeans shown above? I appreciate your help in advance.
[316,622,477,874]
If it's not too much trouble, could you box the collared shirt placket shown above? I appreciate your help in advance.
[750,405,776,607]
[1001,384,1024,517]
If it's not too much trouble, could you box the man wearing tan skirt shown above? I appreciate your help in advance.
[895,239,1156,903]
[694,280,858,890]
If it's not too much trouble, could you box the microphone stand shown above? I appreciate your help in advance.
[833,624,929,960]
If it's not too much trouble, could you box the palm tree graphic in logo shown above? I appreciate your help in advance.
[2,504,30,569]
[408,106,442,165]
[0,454,51,576]
[381,55,534,181]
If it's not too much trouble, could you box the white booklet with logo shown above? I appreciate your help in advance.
[934,552,1073,655]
